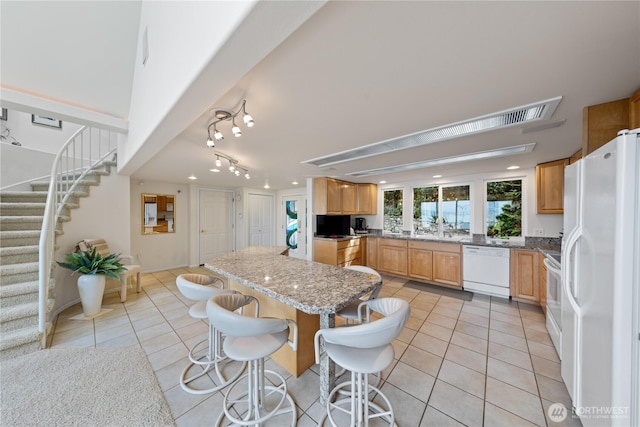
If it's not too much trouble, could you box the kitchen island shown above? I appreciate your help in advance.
[204,246,382,404]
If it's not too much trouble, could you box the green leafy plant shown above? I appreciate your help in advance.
[57,248,127,281]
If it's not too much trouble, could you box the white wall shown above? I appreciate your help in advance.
[1,109,82,153]
[365,168,563,238]
[52,170,131,316]
[0,143,56,190]
[130,179,190,272]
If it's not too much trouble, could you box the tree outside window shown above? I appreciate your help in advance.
[486,179,522,237]
[412,185,470,237]
[383,189,403,232]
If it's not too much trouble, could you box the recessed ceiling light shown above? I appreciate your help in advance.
[188,175,197,180]
[347,143,536,177]
[303,97,560,167]
[433,174,442,178]
[210,168,220,172]
[292,181,299,185]
[264,183,270,189]
[507,165,520,170]
[379,180,387,184]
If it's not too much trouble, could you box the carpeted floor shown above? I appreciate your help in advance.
[404,280,474,301]
[0,347,175,426]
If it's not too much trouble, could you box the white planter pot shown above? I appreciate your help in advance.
[77,275,106,316]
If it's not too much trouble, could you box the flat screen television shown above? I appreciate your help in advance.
[316,215,350,236]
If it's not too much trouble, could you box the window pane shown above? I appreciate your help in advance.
[383,189,403,232]
[413,187,438,235]
[442,185,471,236]
[486,179,522,237]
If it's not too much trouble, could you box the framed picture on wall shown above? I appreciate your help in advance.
[32,114,62,129]
[0,108,7,121]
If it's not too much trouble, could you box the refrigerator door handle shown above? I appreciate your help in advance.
[562,225,582,316]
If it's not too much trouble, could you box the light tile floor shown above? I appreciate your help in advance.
[51,266,583,427]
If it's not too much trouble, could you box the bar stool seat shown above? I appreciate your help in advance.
[315,297,410,427]
[207,293,299,427]
[176,273,245,395]
[338,266,383,324]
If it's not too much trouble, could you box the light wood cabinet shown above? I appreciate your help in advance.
[582,98,629,156]
[536,158,569,214]
[341,181,357,214]
[510,249,540,303]
[314,238,362,267]
[356,183,378,215]
[407,240,461,288]
[433,251,462,288]
[366,237,378,269]
[378,238,407,276]
[630,88,640,129]
[538,252,547,315]
[569,149,582,165]
[408,242,433,281]
[314,178,375,215]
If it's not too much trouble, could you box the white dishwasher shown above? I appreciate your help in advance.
[463,245,511,297]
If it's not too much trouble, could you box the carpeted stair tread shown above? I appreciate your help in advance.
[0,301,39,322]
[0,280,39,296]
[0,325,41,351]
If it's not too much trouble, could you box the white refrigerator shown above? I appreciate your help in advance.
[561,129,639,427]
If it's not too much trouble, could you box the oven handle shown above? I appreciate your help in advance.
[543,258,561,276]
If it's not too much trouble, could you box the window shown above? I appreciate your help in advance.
[383,189,403,232]
[413,185,470,237]
[486,179,522,237]
[412,187,439,235]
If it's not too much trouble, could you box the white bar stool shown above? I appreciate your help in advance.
[176,273,245,395]
[338,266,383,324]
[207,293,299,427]
[314,297,410,427]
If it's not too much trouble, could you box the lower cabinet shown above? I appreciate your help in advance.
[366,237,378,269]
[510,249,540,303]
[433,251,462,288]
[374,239,462,288]
[377,238,408,276]
[314,238,362,267]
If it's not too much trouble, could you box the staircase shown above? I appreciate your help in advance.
[0,125,120,361]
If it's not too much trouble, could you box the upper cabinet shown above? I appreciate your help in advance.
[313,178,377,215]
[583,89,640,156]
[356,183,378,215]
[536,158,569,214]
[630,88,640,129]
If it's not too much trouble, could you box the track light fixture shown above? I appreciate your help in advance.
[210,151,251,180]
[206,99,255,147]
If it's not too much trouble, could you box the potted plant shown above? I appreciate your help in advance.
[57,248,127,316]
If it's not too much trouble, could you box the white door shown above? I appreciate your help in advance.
[248,193,274,246]
[283,196,306,259]
[199,189,234,264]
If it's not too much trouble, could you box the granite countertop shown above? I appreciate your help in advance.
[204,246,381,315]
[345,232,562,252]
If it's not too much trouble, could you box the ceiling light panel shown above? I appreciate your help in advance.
[347,143,536,178]
[303,97,561,167]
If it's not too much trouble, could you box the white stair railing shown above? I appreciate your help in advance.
[38,126,121,333]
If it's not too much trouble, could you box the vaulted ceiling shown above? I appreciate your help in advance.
[2,1,639,190]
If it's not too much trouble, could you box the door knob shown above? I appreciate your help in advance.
[200,229,205,233]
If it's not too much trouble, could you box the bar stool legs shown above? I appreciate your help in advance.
[320,371,395,427]
[179,321,246,395]
[216,358,296,427]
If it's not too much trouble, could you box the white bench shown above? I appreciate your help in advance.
[77,238,142,302]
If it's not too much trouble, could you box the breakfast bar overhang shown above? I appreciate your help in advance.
[204,246,382,404]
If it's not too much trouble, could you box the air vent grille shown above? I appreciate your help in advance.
[347,143,536,177]
[303,97,561,168]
